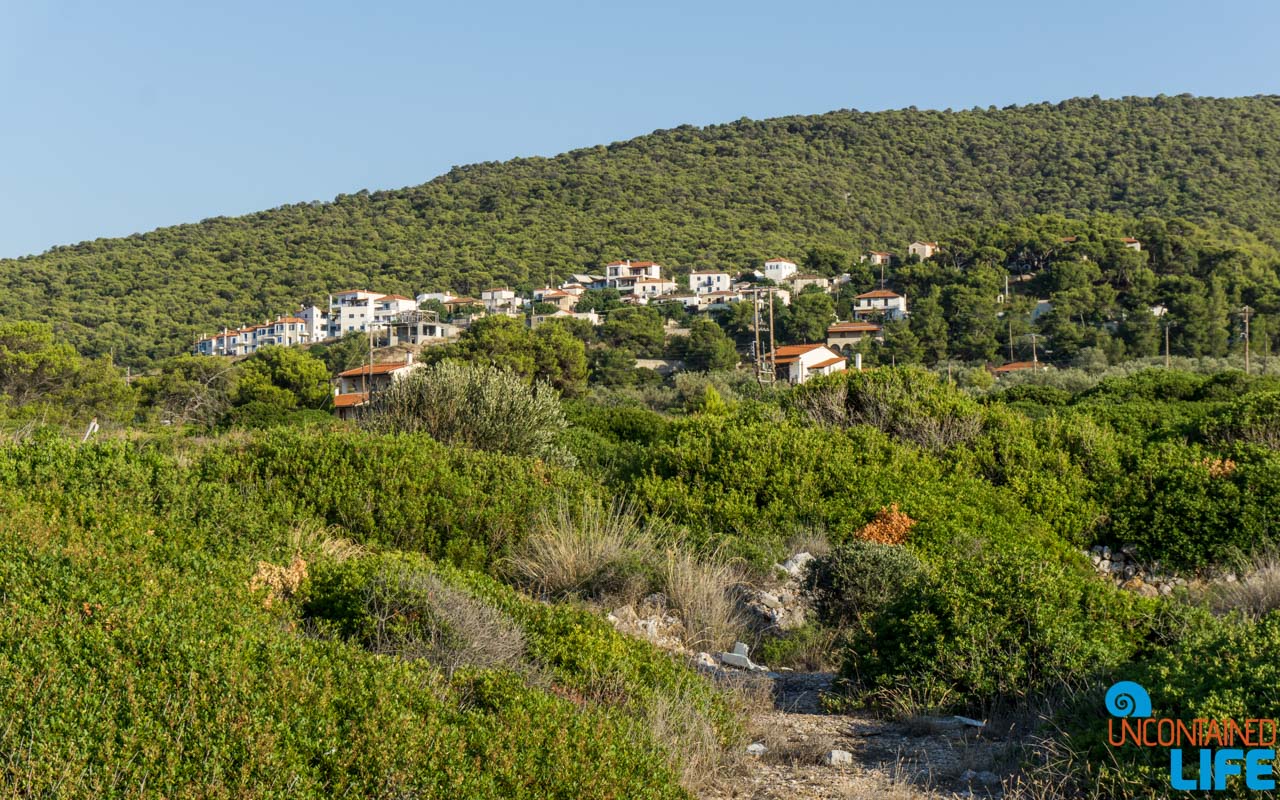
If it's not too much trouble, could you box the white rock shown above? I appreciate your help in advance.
[746,742,768,756]
[732,641,750,658]
[824,749,853,766]
[718,651,755,670]
[782,552,815,577]
[953,715,985,728]
[695,652,717,669]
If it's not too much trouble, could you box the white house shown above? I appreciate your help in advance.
[633,277,677,301]
[763,258,798,283]
[605,260,663,291]
[853,289,908,320]
[908,241,938,260]
[531,309,602,327]
[481,288,521,315]
[688,271,732,296]
[771,343,847,384]
[417,292,456,305]
[195,312,326,356]
[865,251,892,266]
[1122,237,1142,251]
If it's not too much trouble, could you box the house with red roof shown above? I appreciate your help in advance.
[853,289,908,321]
[771,343,847,384]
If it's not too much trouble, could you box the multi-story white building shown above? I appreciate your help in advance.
[853,289,908,320]
[195,312,326,357]
[763,258,798,283]
[605,260,663,291]
[632,277,677,301]
[327,290,385,337]
[481,288,522,315]
[688,271,731,296]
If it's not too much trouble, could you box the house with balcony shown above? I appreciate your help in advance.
[688,271,732,296]
[604,260,663,291]
[853,289,908,320]
[826,321,883,352]
[481,288,522,315]
[633,277,677,301]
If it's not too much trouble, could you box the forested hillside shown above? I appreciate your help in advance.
[6,94,1280,364]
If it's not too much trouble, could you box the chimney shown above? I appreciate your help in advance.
[855,353,863,372]
[405,351,413,365]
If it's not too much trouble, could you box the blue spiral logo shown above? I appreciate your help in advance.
[1105,681,1152,718]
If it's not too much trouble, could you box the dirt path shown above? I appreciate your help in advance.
[700,673,1011,800]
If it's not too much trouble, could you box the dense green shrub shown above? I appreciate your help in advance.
[1200,390,1280,450]
[0,487,688,799]
[804,540,925,631]
[791,367,984,450]
[362,361,576,466]
[844,540,1160,714]
[1105,443,1280,568]
[1048,609,1280,798]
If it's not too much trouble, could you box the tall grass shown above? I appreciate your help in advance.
[508,499,654,598]
[1210,549,1280,620]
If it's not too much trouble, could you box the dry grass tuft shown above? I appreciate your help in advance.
[856,504,916,546]
[661,548,747,652]
[248,556,308,608]
[365,568,525,676]
[1210,549,1280,620]
[287,520,364,562]
[508,499,653,598]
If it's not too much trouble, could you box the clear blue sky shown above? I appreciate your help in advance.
[1,0,1275,258]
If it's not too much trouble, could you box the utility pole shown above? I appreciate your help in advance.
[1008,319,1014,361]
[1242,305,1253,374]
[1163,318,1173,369]
[1029,332,1039,366]
[880,261,886,290]
[767,289,776,377]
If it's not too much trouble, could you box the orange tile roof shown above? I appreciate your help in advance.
[774,343,828,357]
[1122,237,1140,243]
[868,251,892,256]
[337,362,416,378]
[829,322,882,333]
[333,392,369,408]
[809,356,846,370]
[376,294,413,302]
[765,258,796,263]
[857,289,901,299]
[275,317,305,324]
[992,361,1041,373]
